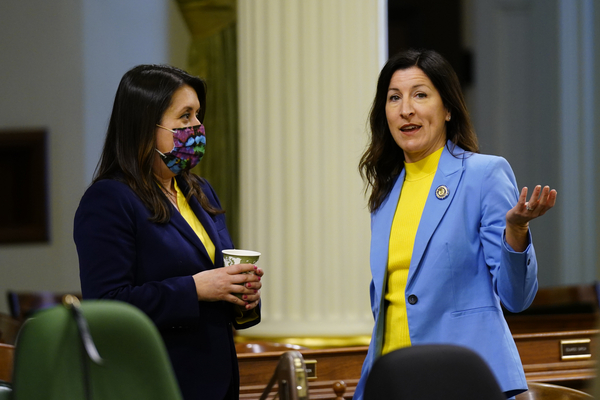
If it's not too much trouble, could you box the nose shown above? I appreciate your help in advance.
[400,99,414,119]
[192,115,202,125]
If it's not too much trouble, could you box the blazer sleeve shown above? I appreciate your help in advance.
[74,180,201,328]
[479,157,538,312]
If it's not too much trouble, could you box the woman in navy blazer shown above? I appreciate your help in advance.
[74,65,262,400]
[354,50,556,399]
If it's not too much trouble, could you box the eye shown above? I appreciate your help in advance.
[388,94,400,102]
[415,92,427,99]
[180,112,191,120]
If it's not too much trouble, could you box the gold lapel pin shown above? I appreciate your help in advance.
[435,185,449,200]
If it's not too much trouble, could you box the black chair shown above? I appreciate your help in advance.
[364,344,505,400]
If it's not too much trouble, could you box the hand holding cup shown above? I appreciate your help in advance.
[222,249,263,307]
[192,249,263,308]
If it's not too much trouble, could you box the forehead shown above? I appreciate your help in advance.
[388,67,435,90]
[167,85,200,110]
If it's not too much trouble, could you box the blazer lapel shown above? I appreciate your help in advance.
[406,143,465,288]
[169,177,223,268]
[188,195,225,268]
[168,206,216,267]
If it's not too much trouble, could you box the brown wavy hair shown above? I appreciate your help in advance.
[359,49,479,212]
[93,64,223,223]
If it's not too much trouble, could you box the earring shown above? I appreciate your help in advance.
[446,114,451,122]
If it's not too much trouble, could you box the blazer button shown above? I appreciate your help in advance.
[408,295,418,305]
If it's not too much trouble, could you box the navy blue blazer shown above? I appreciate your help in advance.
[354,143,538,400]
[74,175,259,400]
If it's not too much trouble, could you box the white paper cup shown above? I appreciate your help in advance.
[222,249,261,299]
[222,249,261,267]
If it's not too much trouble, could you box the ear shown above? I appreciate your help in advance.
[445,112,451,122]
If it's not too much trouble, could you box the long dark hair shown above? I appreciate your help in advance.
[359,49,479,212]
[94,64,222,223]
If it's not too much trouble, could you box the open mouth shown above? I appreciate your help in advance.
[400,124,421,132]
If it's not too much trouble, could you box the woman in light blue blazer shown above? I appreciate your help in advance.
[354,49,557,399]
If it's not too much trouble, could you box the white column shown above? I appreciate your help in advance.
[237,0,384,338]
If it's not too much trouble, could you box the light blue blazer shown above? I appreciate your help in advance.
[354,142,538,399]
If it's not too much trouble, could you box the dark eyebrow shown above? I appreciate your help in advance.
[388,83,430,92]
[177,105,199,115]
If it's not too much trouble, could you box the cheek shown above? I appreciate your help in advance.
[420,107,442,129]
[429,102,448,126]
[156,131,174,153]
[433,111,448,131]
[385,104,397,124]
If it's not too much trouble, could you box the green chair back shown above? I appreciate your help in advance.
[11,299,182,400]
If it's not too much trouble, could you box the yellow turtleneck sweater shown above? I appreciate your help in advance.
[382,146,443,355]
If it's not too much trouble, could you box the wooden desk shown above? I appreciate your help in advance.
[506,284,599,393]
[0,343,14,383]
[240,282,600,399]
[238,347,366,399]
[239,328,599,399]
[238,285,600,400]
[513,329,598,393]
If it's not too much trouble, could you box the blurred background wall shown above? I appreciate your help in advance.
[0,0,598,340]
[0,0,190,315]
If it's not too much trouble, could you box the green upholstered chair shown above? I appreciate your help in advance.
[10,297,182,400]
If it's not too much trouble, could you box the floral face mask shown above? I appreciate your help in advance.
[155,124,206,174]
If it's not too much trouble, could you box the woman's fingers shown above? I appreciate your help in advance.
[507,185,557,229]
[194,262,263,307]
[524,185,557,217]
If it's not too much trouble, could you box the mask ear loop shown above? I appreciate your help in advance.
[155,148,168,158]
[155,125,175,159]
[156,123,204,132]
[156,124,175,133]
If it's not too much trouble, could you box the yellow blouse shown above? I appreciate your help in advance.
[382,147,443,354]
[174,179,216,264]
